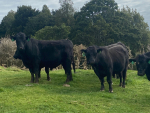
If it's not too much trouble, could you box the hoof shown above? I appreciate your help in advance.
[122,85,125,88]
[109,90,113,93]
[47,78,51,81]
[34,80,39,83]
[30,81,34,83]
[65,79,73,83]
[100,87,104,91]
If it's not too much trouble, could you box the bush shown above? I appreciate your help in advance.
[0,37,23,67]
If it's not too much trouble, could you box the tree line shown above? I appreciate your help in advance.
[0,0,150,56]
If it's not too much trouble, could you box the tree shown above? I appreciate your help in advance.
[24,5,54,36]
[54,0,75,26]
[0,10,15,38]
[70,0,117,46]
[110,6,150,55]
[34,23,70,40]
[11,5,39,34]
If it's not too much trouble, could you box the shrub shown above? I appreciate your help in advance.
[0,37,23,67]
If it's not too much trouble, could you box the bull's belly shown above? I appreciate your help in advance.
[113,66,125,73]
[40,60,62,69]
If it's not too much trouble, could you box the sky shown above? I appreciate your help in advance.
[0,0,150,27]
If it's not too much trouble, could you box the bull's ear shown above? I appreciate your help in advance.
[10,36,16,41]
[97,48,103,54]
[81,49,86,57]
[26,36,31,41]
[129,58,136,62]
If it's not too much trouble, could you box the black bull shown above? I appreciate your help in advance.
[11,32,75,83]
[81,43,129,92]
[129,52,150,81]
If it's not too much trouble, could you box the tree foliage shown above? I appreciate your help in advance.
[24,5,54,36]
[54,0,75,26]
[11,5,39,34]
[34,23,70,40]
[0,10,15,37]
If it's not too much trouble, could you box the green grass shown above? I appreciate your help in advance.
[0,66,150,113]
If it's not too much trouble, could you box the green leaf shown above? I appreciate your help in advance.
[27,38,30,41]
[131,61,134,65]
[148,60,150,64]
[12,39,15,41]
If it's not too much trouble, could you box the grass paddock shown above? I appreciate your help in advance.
[0,66,150,113]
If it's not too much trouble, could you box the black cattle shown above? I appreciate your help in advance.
[11,32,75,83]
[105,42,128,79]
[81,43,129,92]
[129,52,150,80]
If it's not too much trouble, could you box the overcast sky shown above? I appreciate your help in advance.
[0,0,150,27]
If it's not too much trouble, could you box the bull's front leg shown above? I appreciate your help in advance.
[33,63,40,83]
[29,68,34,83]
[100,78,105,91]
[34,68,39,83]
[93,66,104,91]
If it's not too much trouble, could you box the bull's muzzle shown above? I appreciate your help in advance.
[13,55,18,59]
[138,71,145,76]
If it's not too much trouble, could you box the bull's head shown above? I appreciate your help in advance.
[10,32,30,59]
[81,46,103,65]
[129,55,150,77]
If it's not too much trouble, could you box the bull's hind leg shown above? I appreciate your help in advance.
[38,67,41,78]
[107,69,113,93]
[122,69,127,88]
[62,59,73,83]
[45,67,50,81]
[119,72,122,86]
[33,63,40,83]
[29,68,34,83]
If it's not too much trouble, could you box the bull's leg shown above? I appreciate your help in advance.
[107,69,113,93]
[119,72,122,86]
[29,68,34,83]
[122,69,127,88]
[93,66,104,91]
[45,67,50,81]
[34,70,39,83]
[62,60,73,83]
[38,67,41,78]
[112,73,115,78]
[100,78,105,91]
[33,64,40,83]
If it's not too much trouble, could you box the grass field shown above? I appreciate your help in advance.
[0,66,150,113]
